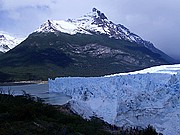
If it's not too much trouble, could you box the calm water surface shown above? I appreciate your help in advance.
[0,84,71,105]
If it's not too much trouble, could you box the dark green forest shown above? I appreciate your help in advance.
[0,92,162,135]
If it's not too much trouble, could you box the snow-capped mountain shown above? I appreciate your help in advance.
[36,8,176,63]
[0,8,177,81]
[49,64,180,135]
[36,7,147,43]
[0,31,24,53]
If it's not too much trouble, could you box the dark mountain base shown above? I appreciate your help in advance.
[0,64,144,82]
[0,32,172,82]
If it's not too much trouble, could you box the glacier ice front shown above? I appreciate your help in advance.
[49,64,180,135]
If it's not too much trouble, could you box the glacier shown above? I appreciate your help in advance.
[49,64,180,135]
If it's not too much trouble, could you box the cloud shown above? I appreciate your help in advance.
[105,0,180,59]
[0,0,52,35]
[0,0,53,20]
[0,0,180,59]
[0,0,53,10]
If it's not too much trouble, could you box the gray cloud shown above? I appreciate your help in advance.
[0,0,52,10]
[105,0,180,60]
[0,0,180,60]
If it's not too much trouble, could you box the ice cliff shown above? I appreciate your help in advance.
[49,64,180,135]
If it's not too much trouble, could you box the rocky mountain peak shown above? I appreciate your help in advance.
[36,8,140,42]
[35,8,176,63]
[0,32,24,53]
[38,20,57,32]
[91,7,108,20]
[0,35,6,39]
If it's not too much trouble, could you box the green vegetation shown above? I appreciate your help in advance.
[0,32,169,82]
[0,93,162,135]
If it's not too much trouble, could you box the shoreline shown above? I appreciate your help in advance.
[0,80,48,86]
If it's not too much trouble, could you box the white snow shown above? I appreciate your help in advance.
[0,31,24,53]
[35,8,145,45]
[35,8,164,62]
[35,16,106,35]
[106,64,180,77]
[36,20,91,35]
[49,64,180,135]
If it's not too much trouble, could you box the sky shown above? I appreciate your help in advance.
[0,0,180,60]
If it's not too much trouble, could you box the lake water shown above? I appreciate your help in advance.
[0,84,71,105]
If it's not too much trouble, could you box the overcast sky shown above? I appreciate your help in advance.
[0,0,180,60]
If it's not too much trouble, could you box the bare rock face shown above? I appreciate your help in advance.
[36,8,176,63]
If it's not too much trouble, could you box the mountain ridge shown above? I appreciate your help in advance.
[35,8,176,63]
[0,8,177,81]
[0,31,24,53]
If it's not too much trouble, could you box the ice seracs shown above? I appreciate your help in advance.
[49,64,180,135]
[0,31,24,53]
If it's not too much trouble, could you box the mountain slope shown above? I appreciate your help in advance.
[0,8,176,81]
[36,8,176,63]
[0,32,170,82]
[0,31,24,53]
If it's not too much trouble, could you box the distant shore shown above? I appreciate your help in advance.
[0,80,48,86]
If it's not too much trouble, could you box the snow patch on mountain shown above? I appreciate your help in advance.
[36,20,91,35]
[35,8,176,63]
[49,64,180,135]
[69,8,139,43]
[0,31,24,53]
[36,8,149,45]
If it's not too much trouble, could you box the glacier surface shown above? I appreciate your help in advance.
[49,64,180,135]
